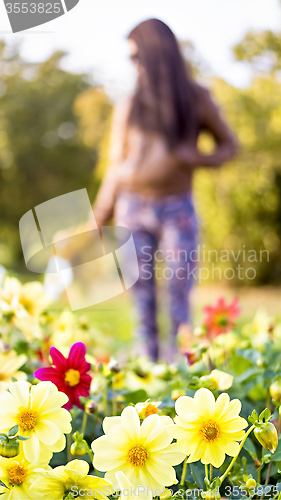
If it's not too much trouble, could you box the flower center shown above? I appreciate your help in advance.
[127,445,148,467]
[145,404,159,417]
[216,315,228,327]
[200,420,220,442]
[17,409,38,431]
[65,369,80,387]
[8,463,27,486]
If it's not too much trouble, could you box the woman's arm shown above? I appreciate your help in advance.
[93,99,130,226]
[176,87,238,168]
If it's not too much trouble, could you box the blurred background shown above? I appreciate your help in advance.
[0,0,281,340]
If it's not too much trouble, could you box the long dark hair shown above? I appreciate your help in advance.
[127,19,198,149]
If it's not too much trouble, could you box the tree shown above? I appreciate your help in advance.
[0,42,112,271]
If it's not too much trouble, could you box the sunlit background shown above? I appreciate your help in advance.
[0,0,280,93]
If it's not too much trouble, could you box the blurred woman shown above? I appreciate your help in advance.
[94,19,237,361]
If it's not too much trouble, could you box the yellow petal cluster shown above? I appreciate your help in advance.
[0,452,50,500]
[31,459,111,499]
[0,381,72,463]
[168,388,247,468]
[92,406,185,495]
[0,350,27,392]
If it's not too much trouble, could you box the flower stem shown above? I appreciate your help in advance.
[266,389,270,410]
[86,443,100,477]
[81,411,88,436]
[112,387,117,416]
[205,464,209,482]
[219,425,255,484]
[257,467,262,484]
[265,462,272,486]
[102,388,107,416]
[66,432,72,463]
[180,457,188,487]
[278,412,281,436]
[210,464,213,482]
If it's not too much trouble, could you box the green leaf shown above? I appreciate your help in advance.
[123,389,148,405]
[248,409,259,424]
[270,451,281,462]
[235,367,260,383]
[244,437,257,459]
[17,435,30,441]
[259,408,271,422]
[190,463,205,489]
[8,425,18,437]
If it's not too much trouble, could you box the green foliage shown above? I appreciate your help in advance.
[194,73,281,284]
[0,41,112,270]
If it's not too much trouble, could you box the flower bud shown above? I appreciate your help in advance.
[254,422,278,453]
[0,435,19,458]
[107,359,121,374]
[70,441,88,457]
[85,400,98,415]
[199,375,218,391]
[186,350,201,366]
[270,380,281,402]
[171,389,185,401]
[246,478,256,489]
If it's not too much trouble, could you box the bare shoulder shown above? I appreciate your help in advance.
[113,96,133,123]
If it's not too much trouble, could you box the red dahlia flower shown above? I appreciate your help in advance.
[203,297,241,338]
[34,342,92,410]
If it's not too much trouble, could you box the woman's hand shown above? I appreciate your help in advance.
[175,144,203,167]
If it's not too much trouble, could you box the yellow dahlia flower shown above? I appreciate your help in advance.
[31,459,111,499]
[0,381,71,463]
[92,406,185,494]
[0,452,50,499]
[169,388,247,468]
[0,278,51,317]
[0,278,51,340]
[0,350,27,392]
[210,370,233,391]
[135,400,162,420]
[200,370,233,392]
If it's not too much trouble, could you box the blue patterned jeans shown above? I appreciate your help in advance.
[115,191,198,361]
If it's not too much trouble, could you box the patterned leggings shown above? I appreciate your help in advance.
[115,191,198,361]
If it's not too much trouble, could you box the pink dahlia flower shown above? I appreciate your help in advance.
[34,342,92,410]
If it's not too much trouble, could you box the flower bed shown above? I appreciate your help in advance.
[0,276,281,499]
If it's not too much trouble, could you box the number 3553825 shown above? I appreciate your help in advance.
[5,3,62,14]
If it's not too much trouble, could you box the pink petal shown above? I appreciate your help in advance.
[68,342,87,370]
[34,367,61,384]
[50,346,67,369]
[80,374,92,389]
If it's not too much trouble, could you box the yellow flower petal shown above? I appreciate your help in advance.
[103,416,122,434]
[175,396,195,416]
[35,420,61,445]
[121,407,140,441]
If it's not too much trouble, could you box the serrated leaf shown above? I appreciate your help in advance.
[259,408,271,422]
[248,409,259,424]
